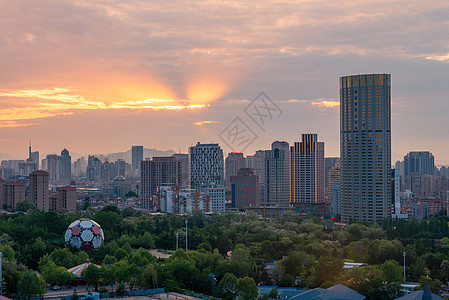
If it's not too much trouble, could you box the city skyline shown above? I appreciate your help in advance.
[1,1,449,163]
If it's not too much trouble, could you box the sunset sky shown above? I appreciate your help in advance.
[1,0,449,163]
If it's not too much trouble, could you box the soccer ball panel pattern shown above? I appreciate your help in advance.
[64,219,104,250]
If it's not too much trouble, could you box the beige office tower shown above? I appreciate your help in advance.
[290,133,325,216]
[29,170,49,211]
[340,74,391,223]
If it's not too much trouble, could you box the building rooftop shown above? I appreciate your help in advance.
[5,180,25,186]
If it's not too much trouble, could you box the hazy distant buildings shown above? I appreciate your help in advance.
[340,74,391,223]
[115,159,128,177]
[61,149,71,180]
[189,143,224,190]
[74,157,86,177]
[404,151,434,177]
[290,134,325,216]
[225,152,246,188]
[87,155,102,181]
[265,141,290,208]
[41,149,72,182]
[29,170,49,211]
[45,154,61,181]
[132,146,143,174]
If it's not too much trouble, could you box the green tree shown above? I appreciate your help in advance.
[17,270,46,299]
[440,260,449,283]
[138,232,155,249]
[197,241,212,253]
[125,191,138,198]
[268,287,279,299]
[381,260,403,282]
[140,265,158,289]
[1,258,28,298]
[416,276,442,295]
[236,276,258,300]
[83,264,101,291]
[366,282,403,300]
[282,251,314,277]
[111,260,133,284]
[81,200,91,210]
[41,261,74,285]
[0,243,15,260]
[278,274,295,287]
[114,248,128,261]
[341,266,384,295]
[15,200,36,212]
[311,256,344,287]
[217,272,238,299]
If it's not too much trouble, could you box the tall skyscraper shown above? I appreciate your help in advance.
[189,143,224,191]
[131,146,143,173]
[404,151,435,177]
[340,74,391,223]
[290,133,325,216]
[140,157,182,210]
[29,170,49,211]
[265,141,290,208]
[225,152,246,188]
[61,149,71,180]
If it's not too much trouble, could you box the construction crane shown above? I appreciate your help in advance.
[204,195,210,212]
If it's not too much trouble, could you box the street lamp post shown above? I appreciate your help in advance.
[185,220,188,251]
[176,234,179,250]
[403,252,406,282]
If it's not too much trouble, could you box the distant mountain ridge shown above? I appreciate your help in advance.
[0,152,18,161]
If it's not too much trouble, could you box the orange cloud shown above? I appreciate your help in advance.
[311,100,340,108]
[424,53,449,62]
[193,121,221,126]
[0,120,38,128]
[0,88,207,127]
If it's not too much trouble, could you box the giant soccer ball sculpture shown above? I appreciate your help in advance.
[64,219,104,251]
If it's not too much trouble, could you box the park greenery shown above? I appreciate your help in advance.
[2,206,449,299]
